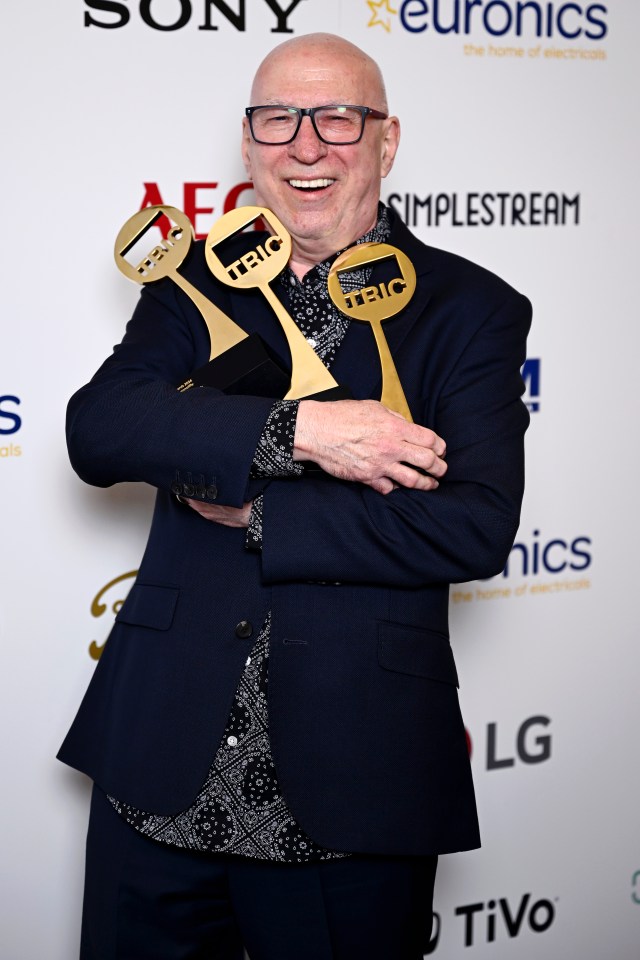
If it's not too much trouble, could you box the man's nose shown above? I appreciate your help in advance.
[288,116,329,162]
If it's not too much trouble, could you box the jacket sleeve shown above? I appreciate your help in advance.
[66,279,276,508]
[260,291,532,587]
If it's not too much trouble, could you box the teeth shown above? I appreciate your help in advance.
[289,178,335,189]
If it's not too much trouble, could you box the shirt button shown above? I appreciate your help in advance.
[235,620,253,639]
[227,736,238,747]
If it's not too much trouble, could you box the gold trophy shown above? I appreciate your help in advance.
[327,243,417,421]
[205,206,349,400]
[114,205,290,397]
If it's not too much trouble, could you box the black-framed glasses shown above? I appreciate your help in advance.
[245,104,388,145]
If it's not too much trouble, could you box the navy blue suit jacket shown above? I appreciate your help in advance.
[59,211,531,856]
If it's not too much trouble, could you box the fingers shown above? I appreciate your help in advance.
[182,500,252,528]
[368,467,440,495]
[398,443,448,479]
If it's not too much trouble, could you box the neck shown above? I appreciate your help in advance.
[287,214,380,279]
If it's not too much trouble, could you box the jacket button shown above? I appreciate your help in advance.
[183,483,195,497]
[235,620,253,639]
[206,484,218,500]
[170,481,182,495]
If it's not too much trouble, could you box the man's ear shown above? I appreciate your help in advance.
[241,117,253,178]
[380,116,400,178]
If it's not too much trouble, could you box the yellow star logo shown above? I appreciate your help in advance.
[367,0,398,33]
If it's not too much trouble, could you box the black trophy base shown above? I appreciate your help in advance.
[305,384,352,401]
[177,334,290,399]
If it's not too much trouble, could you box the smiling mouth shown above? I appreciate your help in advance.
[288,178,335,191]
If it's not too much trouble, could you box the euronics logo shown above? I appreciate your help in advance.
[0,395,21,434]
[0,394,22,458]
[367,0,608,40]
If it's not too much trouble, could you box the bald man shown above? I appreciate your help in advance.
[61,33,531,960]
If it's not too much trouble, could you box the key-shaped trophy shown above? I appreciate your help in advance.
[114,205,290,397]
[327,242,417,421]
[205,206,349,400]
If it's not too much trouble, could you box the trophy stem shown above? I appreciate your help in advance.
[260,285,341,400]
[172,273,248,360]
[370,320,413,422]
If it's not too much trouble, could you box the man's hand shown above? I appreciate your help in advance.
[181,500,252,528]
[293,399,447,495]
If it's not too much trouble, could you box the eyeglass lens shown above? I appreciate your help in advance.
[251,106,365,144]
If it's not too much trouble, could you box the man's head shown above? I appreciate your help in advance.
[241,33,400,272]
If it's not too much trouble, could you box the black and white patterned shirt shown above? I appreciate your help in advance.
[110,206,391,862]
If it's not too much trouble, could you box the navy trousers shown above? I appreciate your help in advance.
[81,786,437,960]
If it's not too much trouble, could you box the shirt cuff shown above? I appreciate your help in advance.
[251,401,304,478]
[246,493,263,551]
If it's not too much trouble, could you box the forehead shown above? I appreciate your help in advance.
[251,49,379,106]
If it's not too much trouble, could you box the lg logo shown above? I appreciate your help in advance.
[467,715,552,770]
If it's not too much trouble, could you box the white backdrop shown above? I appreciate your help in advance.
[1,2,639,957]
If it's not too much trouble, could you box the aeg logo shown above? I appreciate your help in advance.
[139,182,256,240]
[84,0,306,32]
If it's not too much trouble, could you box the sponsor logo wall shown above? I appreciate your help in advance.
[1,2,638,957]
[0,394,22,458]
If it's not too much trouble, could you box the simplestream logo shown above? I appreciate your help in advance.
[388,192,580,228]
[367,0,608,39]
